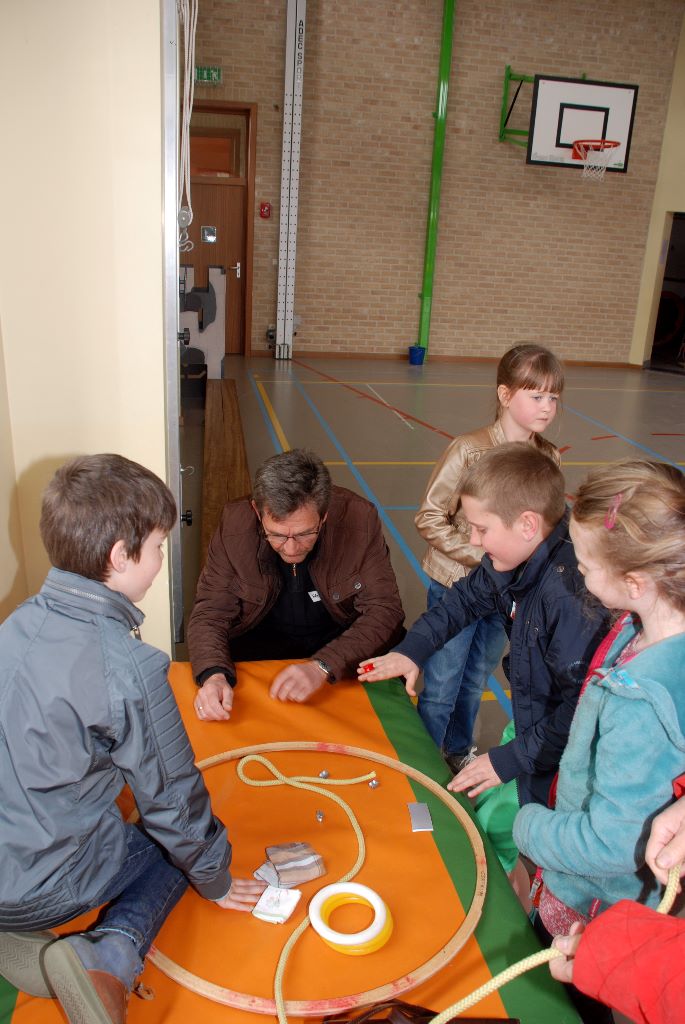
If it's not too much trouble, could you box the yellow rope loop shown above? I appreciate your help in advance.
[428,948,560,1024]
[237,753,376,788]
[236,754,375,1024]
[428,861,683,1022]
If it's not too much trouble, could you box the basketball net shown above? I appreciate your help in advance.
[572,139,620,182]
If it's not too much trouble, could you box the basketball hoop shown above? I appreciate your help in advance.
[572,139,620,181]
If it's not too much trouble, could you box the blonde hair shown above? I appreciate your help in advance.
[495,344,565,420]
[460,442,566,527]
[572,460,685,613]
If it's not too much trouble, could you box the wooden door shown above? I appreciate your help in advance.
[184,181,245,355]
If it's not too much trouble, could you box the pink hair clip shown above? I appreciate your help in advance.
[604,492,623,530]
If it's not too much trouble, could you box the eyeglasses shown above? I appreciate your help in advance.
[262,518,322,548]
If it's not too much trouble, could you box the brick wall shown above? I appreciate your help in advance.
[193,0,684,362]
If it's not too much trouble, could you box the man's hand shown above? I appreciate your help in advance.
[447,752,501,798]
[195,675,234,721]
[357,654,420,696]
[646,796,685,887]
[549,922,585,984]
[214,878,267,911]
[269,661,327,702]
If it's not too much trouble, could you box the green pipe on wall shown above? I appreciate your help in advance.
[416,0,456,357]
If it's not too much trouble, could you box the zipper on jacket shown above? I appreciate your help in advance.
[45,578,140,632]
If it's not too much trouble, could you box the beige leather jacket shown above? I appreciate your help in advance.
[415,421,560,586]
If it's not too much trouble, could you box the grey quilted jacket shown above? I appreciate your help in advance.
[0,568,231,927]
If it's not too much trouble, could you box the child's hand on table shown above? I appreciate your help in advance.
[357,654,420,697]
[447,752,502,798]
[214,878,267,911]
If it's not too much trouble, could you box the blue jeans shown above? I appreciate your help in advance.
[418,579,506,755]
[0,824,188,960]
[89,824,188,958]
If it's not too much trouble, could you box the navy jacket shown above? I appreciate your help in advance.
[394,512,609,806]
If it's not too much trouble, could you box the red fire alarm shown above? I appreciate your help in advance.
[259,202,271,219]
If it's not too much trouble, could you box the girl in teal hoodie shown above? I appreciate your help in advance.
[514,458,685,937]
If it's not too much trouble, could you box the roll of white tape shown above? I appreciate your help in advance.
[308,882,393,955]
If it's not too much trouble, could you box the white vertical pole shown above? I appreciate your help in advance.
[276,0,306,360]
[162,0,184,643]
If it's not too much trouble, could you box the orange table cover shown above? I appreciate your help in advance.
[1,662,578,1023]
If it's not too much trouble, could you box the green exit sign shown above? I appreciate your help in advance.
[195,66,222,84]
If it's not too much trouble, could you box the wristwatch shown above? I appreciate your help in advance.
[314,658,336,683]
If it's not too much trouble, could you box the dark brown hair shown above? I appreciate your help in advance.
[572,459,685,613]
[495,344,565,420]
[252,448,332,519]
[460,442,566,527]
[40,454,177,581]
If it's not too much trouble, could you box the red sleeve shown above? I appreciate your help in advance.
[574,900,685,1024]
[673,774,685,799]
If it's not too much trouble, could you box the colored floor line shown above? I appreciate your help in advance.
[482,689,512,702]
[249,372,290,452]
[257,377,685,395]
[289,363,685,471]
[328,459,685,469]
[486,675,513,718]
[293,359,454,439]
[565,404,683,469]
[291,375,431,587]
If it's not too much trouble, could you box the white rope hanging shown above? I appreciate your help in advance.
[177,0,198,252]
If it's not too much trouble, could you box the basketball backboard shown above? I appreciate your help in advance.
[527,75,638,173]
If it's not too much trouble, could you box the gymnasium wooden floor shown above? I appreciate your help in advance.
[179,354,685,758]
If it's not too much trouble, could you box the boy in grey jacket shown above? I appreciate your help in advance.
[0,455,264,1024]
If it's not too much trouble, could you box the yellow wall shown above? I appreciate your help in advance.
[0,320,27,621]
[631,14,685,363]
[0,1,172,652]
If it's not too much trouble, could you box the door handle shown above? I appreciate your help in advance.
[229,262,241,279]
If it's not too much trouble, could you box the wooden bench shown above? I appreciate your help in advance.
[201,379,251,566]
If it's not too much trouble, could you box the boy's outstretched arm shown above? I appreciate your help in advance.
[358,653,420,696]
[360,567,499,696]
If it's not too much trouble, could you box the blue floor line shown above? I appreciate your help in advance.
[291,376,431,588]
[565,404,682,469]
[486,674,513,718]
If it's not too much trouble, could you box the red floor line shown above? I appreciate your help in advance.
[292,359,455,440]
[591,434,618,440]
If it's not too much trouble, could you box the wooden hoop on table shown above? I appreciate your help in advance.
[144,741,487,1016]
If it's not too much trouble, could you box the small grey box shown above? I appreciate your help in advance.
[408,802,433,832]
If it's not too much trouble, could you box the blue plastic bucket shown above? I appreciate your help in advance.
[408,345,426,365]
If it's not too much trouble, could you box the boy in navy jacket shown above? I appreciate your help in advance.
[360,444,608,889]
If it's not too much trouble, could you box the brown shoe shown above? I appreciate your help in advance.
[43,938,128,1024]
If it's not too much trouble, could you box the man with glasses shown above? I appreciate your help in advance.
[188,449,405,718]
